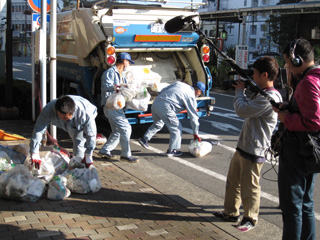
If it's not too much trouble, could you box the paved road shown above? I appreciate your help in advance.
[113,91,283,240]
[116,90,320,240]
[13,57,32,82]
[11,57,320,239]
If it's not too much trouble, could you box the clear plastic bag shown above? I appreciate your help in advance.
[105,92,126,110]
[62,166,101,194]
[28,157,55,183]
[0,165,45,202]
[25,146,70,183]
[126,93,151,111]
[44,151,69,175]
[136,85,148,99]
[119,86,136,102]
[96,133,107,145]
[68,156,86,170]
[0,151,15,173]
[0,144,29,165]
[188,140,212,158]
[47,175,71,200]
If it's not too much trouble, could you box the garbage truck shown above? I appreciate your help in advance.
[48,0,215,124]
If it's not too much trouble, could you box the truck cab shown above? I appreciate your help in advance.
[53,0,215,124]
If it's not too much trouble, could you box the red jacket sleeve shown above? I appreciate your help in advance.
[284,71,320,131]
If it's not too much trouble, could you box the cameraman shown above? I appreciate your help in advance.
[273,38,320,240]
[214,56,282,232]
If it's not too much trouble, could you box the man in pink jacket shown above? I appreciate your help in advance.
[274,38,320,240]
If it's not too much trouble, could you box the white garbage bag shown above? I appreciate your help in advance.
[119,86,136,102]
[105,92,125,110]
[0,144,29,165]
[189,140,212,158]
[135,85,149,99]
[0,151,15,173]
[96,133,107,145]
[25,146,70,183]
[68,156,86,170]
[0,165,45,202]
[44,151,69,175]
[47,175,71,200]
[126,93,151,112]
[30,157,55,183]
[62,166,101,194]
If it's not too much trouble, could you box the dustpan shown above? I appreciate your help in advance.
[0,130,26,140]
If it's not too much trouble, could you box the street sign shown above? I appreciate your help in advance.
[235,45,248,80]
[217,38,223,50]
[311,28,320,39]
[28,0,51,13]
[32,13,50,32]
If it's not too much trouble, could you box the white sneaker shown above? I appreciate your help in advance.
[236,218,256,232]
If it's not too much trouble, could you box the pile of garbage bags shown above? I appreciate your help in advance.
[105,82,151,111]
[0,145,102,202]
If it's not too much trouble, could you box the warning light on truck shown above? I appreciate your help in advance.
[201,45,210,63]
[106,45,116,65]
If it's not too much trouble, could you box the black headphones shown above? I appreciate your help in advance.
[289,39,303,67]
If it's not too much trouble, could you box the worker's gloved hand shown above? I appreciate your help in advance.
[53,145,71,158]
[193,134,201,142]
[82,154,93,168]
[59,146,71,158]
[114,85,121,93]
[31,153,42,170]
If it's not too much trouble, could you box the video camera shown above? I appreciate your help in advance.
[222,68,288,91]
[222,69,253,90]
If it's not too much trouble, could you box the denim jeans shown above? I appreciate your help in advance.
[278,132,316,240]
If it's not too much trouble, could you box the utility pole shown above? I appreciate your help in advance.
[24,0,27,56]
[215,0,220,39]
[268,20,271,54]
[5,0,13,108]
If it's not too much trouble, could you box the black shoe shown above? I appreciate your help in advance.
[138,138,149,149]
[120,156,139,163]
[98,151,117,159]
[166,149,182,157]
[213,211,240,222]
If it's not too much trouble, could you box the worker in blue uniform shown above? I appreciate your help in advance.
[99,52,138,163]
[30,95,97,169]
[138,81,204,157]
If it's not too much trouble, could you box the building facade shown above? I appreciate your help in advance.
[198,0,280,61]
[1,0,35,57]
[0,0,7,51]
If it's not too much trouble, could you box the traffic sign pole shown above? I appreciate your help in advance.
[40,0,47,108]
[50,0,57,138]
[31,13,50,121]
[5,0,13,108]
[28,0,51,121]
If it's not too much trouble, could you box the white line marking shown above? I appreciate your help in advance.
[214,106,237,112]
[181,126,236,152]
[133,101,320,220]
[133,140,227,181]
[211,92,234,98]
[132,140,276,203]
[133,139,320,221]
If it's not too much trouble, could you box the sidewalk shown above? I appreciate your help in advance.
[0,119,239,240]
